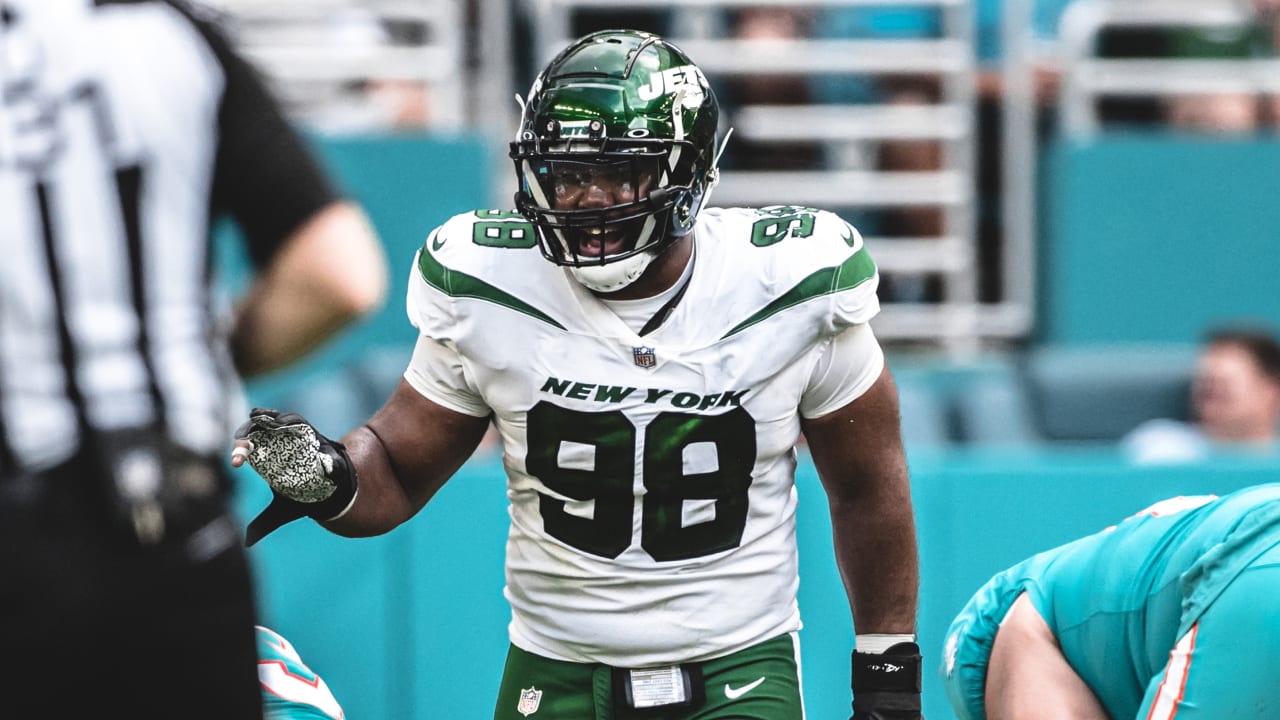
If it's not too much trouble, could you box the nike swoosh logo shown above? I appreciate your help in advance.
[431,233,446,251]
[724,677,765,700]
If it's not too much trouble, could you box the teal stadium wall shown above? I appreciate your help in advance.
[236,448,1280,720]
[224,136,1280,719]
[1041,136,1280,344]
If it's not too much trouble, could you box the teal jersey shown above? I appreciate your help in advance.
[256,627,345,720]
[944,484,1280,720]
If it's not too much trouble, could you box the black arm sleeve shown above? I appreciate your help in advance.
[181,3,342,268]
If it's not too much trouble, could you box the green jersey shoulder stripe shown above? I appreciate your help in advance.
[417,244,566,330]
[721,247,876,339]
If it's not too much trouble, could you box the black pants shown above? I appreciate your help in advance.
[0,461,263,719]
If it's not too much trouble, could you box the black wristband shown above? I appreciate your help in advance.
[850,642,922,720]
[852,642,922,693]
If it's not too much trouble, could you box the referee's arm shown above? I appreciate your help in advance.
[232,202,387,377]
[193,8,388,377]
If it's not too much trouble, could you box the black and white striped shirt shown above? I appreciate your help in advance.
[0,0,338,475]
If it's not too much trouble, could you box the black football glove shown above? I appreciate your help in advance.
[850,641,923,720]
[235,407,357,546]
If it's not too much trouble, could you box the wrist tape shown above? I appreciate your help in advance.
[855,633,917,654]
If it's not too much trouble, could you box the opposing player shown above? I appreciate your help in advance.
[257,626,345,720]
[232,29,921,719]
[942,484,1280,720]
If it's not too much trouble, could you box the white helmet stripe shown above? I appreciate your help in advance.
[666,88,685,182]
[521,159,573,258]
[635,213,657,251]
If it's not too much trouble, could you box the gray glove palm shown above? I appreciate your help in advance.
[235,408,357,545]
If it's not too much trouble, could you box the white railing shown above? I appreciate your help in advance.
[212,0,468,132]
[998,0,1271,350]
[219,0,1090,349]
[1055,0,1268,136]
[523,0,988,348]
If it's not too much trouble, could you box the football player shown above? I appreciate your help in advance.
[233,29,921,719]
[943,484,1280,720]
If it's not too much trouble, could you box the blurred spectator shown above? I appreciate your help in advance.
[810,1,1073,304]
[718,6,824,172]
[511,6,669,93]
[1162,23,1273,134]
[807,5,946,302]
[571,7,667,37]
[974,0,1075,73]
[733,6,810,104]
[1123,327,1280,464]
[361,77,433,129]
[1077,11,1273,133]
[1252,0,1280,125]
[973,0,1072,303]
[299,7,435,133]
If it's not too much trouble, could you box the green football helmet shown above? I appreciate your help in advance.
[510,29,722,292]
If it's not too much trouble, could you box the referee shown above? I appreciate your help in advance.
[0,1,387,717]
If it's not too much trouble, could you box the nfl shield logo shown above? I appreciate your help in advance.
[517,687,543,716]
[633,346,657,368]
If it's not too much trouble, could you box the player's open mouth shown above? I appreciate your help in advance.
[575,228,628,258]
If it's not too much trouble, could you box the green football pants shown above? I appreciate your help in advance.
[493,633,805,720]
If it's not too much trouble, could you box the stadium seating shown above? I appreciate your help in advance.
[890,344,1199,447]
[1021,343,1196,442]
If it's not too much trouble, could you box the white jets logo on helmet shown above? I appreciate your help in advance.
[636,65,707,108]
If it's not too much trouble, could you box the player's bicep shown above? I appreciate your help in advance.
[801,360,905,503]
[365,379,490,511]
[389,261,491,508]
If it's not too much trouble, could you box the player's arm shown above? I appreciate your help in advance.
[231,380,490,542]
[985,593,1107,720]
[233,235,487,543]
[800,328,921,719]
[803,364,919,633]
[804,364,919,634]
[320,380,490,537]
[232,202,388,377]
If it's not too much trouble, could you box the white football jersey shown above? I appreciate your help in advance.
[405,206,881,667]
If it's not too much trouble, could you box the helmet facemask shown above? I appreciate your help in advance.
[515,135,700,261]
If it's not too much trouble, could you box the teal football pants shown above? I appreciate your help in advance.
[1137,541,1280,719]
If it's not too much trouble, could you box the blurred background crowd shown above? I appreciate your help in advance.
[210,0,1280,459]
